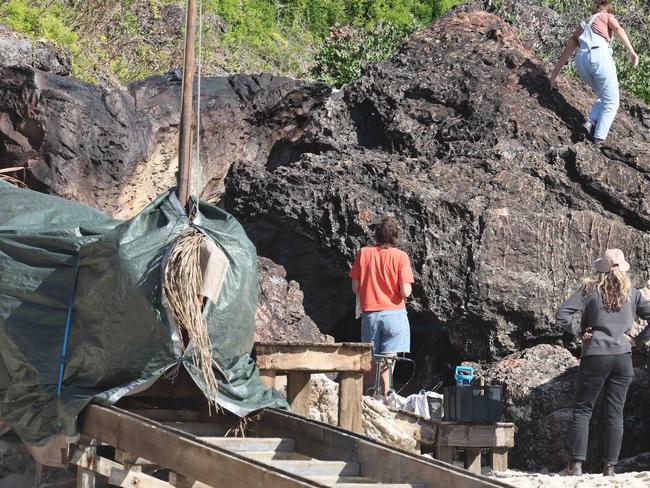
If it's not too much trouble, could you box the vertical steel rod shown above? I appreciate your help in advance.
[177,0,198,209]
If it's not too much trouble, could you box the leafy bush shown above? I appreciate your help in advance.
[490,0,650,104]
[312,22,416,87]
[0,0,78,49]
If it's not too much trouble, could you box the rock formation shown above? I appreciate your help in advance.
[255,257,328,343]
[0,66,329,219]
[0,26,71,76]
[225,8,650,358]
[473,345,650,472]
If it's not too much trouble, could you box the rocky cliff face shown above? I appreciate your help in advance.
[0,65,329,219]
[225,8,650,359]
[2,8,650,470]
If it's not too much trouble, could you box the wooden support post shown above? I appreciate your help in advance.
[465,448,482,475]
[338,372,363,434]
[76,443,96,488]
[436,446,455,464]
[286,371,311,417]
[490,447,508,472]
[259,369,276,389]
[33,462,45,488]
[169,472,211,488]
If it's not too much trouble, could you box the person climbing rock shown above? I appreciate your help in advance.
[548,1,639,145]
[349,216,414,396]
[555,249,650,477]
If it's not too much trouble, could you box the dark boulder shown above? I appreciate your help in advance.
[225,9,650,358]
[476,345,650,472]
[0,66,330,219]
[256,257,329,343]
[0,26,71,76]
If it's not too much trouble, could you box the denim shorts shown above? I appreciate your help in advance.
[361,309,410,355]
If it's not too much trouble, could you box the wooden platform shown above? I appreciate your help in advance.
[254,342,373,434]
[383,408,514,474]
[68,405,514,488]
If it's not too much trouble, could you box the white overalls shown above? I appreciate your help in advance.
[575,13,619,141]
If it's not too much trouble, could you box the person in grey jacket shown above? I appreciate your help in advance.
[556,249,650,476]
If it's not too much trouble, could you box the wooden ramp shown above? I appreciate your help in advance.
[74,405,513,488]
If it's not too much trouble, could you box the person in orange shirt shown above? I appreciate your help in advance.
[349,216,414,396]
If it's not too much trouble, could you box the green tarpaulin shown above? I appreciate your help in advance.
[0,181,287,444]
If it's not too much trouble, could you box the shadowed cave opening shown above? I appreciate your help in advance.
[242,219,463,394]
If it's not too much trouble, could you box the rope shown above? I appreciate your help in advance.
[56,257,81,397]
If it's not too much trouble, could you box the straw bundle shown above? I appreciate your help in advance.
[163,229,223,411]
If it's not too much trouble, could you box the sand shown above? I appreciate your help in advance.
[490,469,650,488]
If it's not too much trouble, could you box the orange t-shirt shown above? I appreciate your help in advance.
[349,246,414,312]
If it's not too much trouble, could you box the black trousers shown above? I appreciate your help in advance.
[571,353,634,465]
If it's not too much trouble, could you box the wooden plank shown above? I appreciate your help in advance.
[259,370,277,389]
[489,448,508,472]
[198,437,295,452]
[109,466,171,488]
[287,372,311,418]
[76,444,96,488]
[257,409,514,488]
[437,423,514,448]
[338,372,363,434]
[79,405,322,488]
[465,449,482,475]
[72,447,168,487]
[267,460,359,477]
[254,343,372,372]
[169,472,200,488]
[34,462,45,488]
[436,447,455,465]
[128,409,202,422]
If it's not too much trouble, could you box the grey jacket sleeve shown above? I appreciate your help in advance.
[634,290,650,343]
[555,289,585,336]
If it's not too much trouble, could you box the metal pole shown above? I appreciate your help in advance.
[177,0,198,209]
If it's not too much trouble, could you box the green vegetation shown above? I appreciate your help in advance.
[0,0,455,85]
[491,0,650,103]
[0,1,646,103]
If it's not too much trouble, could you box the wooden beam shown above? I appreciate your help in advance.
[436,447,455,465]
[338,372,363,434]
[437,423,514,449]
[75,444,96,488]
[109,467,171,488]
[254,343,372,372]
[286,372,311,418]
[465,449,482,475]
[259,370,277,389]
[71,448,169,488]
[489,448,508,472]
[79,405,321,488]
[256,409,514,488]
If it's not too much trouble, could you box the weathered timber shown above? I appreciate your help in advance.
[255,408,514,488]
[254,342,372,372]
[259,369,277,389]
[465,449,482,475]
[286,371,311,417]
[338,372,363,434]
[79,405,322,488]
[71,447,169,488]
[437,423,514,449]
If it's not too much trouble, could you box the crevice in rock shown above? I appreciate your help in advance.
[240,219,353,335]
[562,149,650,232]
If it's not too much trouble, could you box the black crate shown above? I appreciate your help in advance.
[443,386,503,423]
